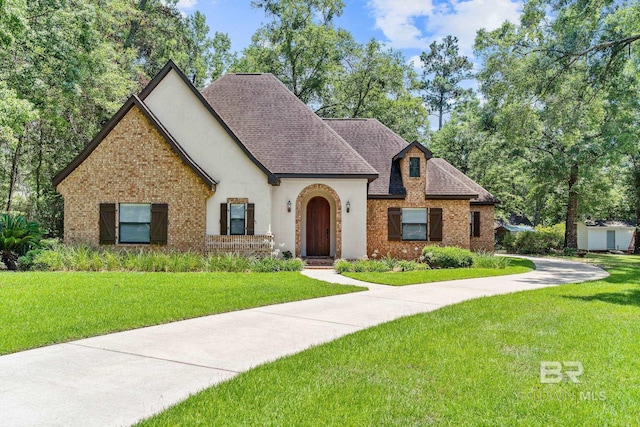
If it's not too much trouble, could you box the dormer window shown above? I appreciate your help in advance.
[409,157,420,177]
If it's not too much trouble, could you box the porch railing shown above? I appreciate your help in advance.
[205,234,274,256]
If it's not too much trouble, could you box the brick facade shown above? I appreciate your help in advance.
[57,106,213,252]
[470,205,496,252]
[366,146,493,260]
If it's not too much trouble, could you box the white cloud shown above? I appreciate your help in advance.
[368,0,521,56]
[176,0,198,9]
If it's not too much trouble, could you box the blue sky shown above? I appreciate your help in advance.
[176,0,523,68]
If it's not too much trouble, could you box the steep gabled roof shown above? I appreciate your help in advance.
[326,118,499,204]
[201,74,378,179]
[139,60,279,185]
[51,95,217,189]
[393,140,433,161]
[324,118,407,196]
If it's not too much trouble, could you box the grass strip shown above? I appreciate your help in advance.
[138,254,640,426]
[343,257,534,285]
[0,272,364,354]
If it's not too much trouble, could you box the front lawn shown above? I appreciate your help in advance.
[138,254,640,426]
[0,272,364,354]
[344,257,534,285]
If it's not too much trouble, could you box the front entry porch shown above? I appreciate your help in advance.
[295,183,342,259]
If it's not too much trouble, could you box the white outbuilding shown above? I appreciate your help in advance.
[577,220,636,252]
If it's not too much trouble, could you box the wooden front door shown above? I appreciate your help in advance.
[306,196,330,256]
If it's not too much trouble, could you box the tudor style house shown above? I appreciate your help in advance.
[53,61,498,260]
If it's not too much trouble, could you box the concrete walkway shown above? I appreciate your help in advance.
[0,257,607,426]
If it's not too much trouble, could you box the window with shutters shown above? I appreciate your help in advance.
[402,208,427,241]
[221,202,255,236]
[388,207,443,242]
[109,203,168,245]
[119,204,151,243]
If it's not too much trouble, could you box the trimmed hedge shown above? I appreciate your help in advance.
[422,245,474,268]
[334,257,428,273]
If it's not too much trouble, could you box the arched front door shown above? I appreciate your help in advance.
[306,196,330,256]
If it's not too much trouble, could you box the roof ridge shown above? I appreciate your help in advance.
[322,118,373,121]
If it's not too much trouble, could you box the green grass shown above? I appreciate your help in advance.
[343,257,534,285]
[138,254,640,426]
[0,272,364,354]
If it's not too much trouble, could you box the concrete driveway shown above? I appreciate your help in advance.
[0,257,607,426]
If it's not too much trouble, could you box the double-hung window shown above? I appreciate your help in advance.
[119,204,151,243]
[401,208,427,241]
[229,203,246,235]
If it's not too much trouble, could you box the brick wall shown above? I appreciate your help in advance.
[367,198,471,259]
[366,146,494,259]
[57,105,213,252]
[470,205,495,252]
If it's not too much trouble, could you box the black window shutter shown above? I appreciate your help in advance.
[388,207,401,241]
[220,203,228,235]
[99,203,116,245]
[473,211,481,237]
[246,203,255,235]
[429,208,443,242]
[151,204,168,245]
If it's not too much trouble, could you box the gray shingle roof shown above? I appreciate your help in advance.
[324,118,406,195]
[325,118,498,203]
[201,74,378,177]
[427,159,499,203]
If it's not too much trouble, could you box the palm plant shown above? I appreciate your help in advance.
[0,214,44,270]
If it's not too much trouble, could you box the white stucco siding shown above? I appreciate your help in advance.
[272,178,369,259]
[143,70,273,235]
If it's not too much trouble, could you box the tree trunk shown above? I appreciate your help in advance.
[124,0,148,48]
[634,161,640,254]
[6,136,23,212]
[438,93,444,130]
[564,163,579,249]
[2,251,18,271]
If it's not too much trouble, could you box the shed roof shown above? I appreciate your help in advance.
[584,220,636,228]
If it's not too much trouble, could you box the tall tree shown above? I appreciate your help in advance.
[420,35,473,130]
[236,0,351,105]
[0,1,230,235]
[474,0,637,249]
[317,39,428,142]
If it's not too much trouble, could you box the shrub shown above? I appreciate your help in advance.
[472,252,511,269]
[207,253,254,272]
[28,246,304,273]
[505,224,564,255]
[252,257,305,272]
[334,258,428,273]
[422,246,474,268]
[0,214,45,270]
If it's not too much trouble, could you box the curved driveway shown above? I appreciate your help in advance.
[0,257,607,426]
